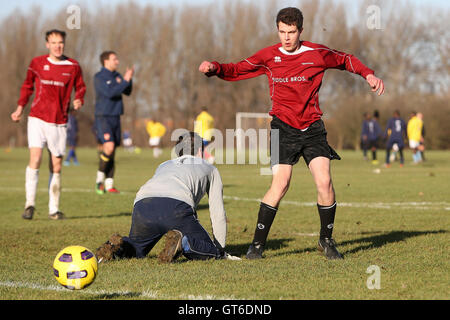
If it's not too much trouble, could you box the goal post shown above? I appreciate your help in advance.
[235,112,272,152]
[235,112,273,175]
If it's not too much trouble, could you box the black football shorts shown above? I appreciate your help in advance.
[270,116,341,167]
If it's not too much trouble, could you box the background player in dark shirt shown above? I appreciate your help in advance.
[384,110,407,167]
[64,110,79,166]
[94,51,134,194]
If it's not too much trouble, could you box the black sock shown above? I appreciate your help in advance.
[317,202,337,239]
[99,152,113,175]
[252,202,278,246]
[372,150,377,160]
[106,158,115,178]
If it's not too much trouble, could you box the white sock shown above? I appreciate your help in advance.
[25,166,39,208]
[96,171,105,184]
[48,173,61,214]
[153,148,162,158]
[105,178,114,190]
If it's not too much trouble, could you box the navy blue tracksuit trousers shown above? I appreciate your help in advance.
[123,197,220,260]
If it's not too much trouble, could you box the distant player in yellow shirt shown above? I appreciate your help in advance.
[194,106,215,163]
[407,112,423,163]
[146,120,166,158]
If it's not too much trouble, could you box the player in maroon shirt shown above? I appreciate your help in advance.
[11,29,86,220]
[199,8,384,260]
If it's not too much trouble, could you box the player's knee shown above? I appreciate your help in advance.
[271,177,291,196]
[51,162,62,173]
[103,142,115,155]
[28,151,42,169]
[316,178,333,195]
[28,159,41,169]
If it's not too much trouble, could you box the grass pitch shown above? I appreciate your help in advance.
[0,147,449,300]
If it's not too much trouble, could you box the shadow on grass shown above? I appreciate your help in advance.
[166,238,294,262]
[339,229,448,255]
[66,212,132,219]
[222,238,295,258]
[91,291,143,299]
[272,230,448,258]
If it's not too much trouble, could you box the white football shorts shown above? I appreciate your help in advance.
[28,116,67,157]
[409,139,420,149]
[149,137,161,146]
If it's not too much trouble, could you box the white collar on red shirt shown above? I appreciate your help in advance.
[278,44,314,55]
[47,56,73,65]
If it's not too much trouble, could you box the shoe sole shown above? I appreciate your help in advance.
[96,234,123,262]
[158,230,182,263]
[48,212,65,220]
[48,215,64,220]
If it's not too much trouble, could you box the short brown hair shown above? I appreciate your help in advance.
[99,51,116,66]
[45,29,66,41]
[175,132,204,157]
[276,7,304,30]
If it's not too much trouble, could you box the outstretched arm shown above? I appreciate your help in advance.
[319,45,385,96]
[199,48,267,81]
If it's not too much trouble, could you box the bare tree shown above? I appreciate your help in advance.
[0,0,448,149]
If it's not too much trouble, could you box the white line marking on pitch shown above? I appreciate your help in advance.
[1,187,448,210]
[222,195,450,210]
[0,280,239,300]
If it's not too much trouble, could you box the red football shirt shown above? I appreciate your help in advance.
[17,55,86,125]
[210,41,374,130]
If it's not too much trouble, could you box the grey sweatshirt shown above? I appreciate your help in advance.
[134,155,227,249]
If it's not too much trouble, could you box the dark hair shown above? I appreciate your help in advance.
[276,7,303,30]
[175,132,204,157]
[45,29,66,41]
[99,51,116,66]
[373,110,380,119]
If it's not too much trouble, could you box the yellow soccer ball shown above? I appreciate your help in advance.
[53,245,98,290]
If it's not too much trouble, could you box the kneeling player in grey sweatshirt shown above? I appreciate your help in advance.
[96,132,239,262]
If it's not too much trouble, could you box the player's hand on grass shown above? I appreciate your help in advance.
[224,253,242,261]
[199,61,216,74]
[73,99,82,110]
[11,106,24,122]
[366,74,385,96]
[123,66,135,82]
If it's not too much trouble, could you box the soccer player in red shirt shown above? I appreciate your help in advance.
[11,29,86,220]
[199,8,384,260]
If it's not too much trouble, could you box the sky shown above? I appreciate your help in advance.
[0,0,448,20]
